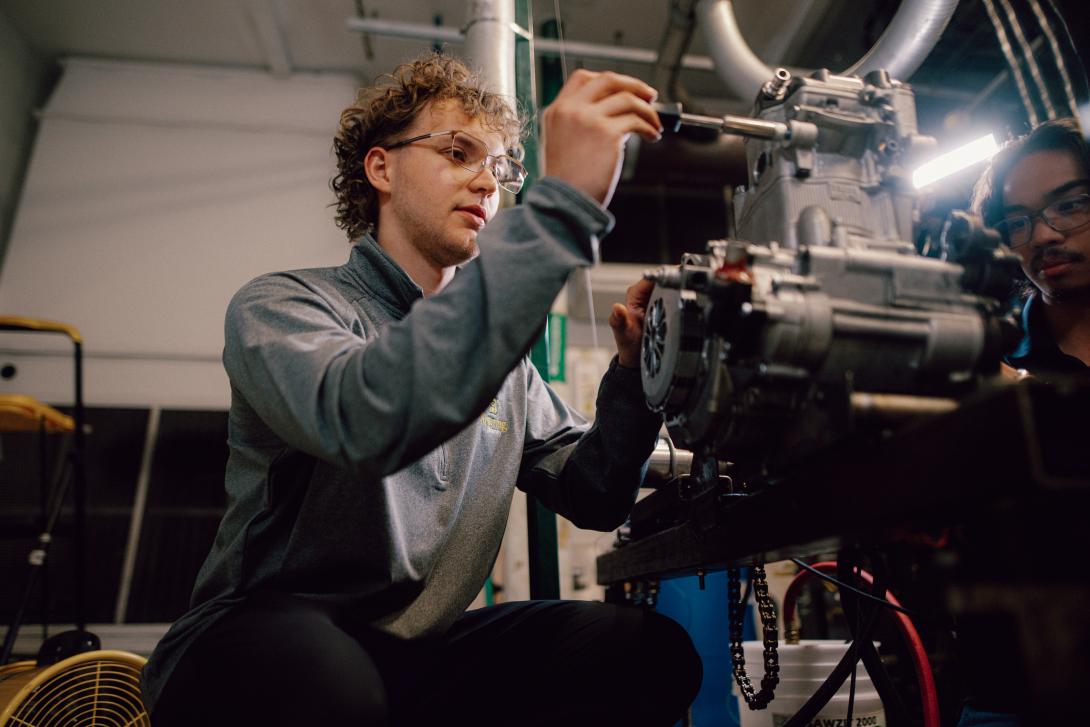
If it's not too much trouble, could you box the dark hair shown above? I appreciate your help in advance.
[971,118,1090,298]
[330,52,525,241]
[971,117,1090,227]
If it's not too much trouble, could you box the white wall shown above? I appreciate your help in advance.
[0,8,48,264]
[0,59,359,408]
[0,56,636,605]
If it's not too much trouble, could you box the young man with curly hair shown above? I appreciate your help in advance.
[142,53,701,726]
[974,117,1090,379]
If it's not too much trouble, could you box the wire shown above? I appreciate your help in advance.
[551,0,569,83]
[982,0,1040,126]
[1041,0,1090,111]
[780,586,883,727]
[739,567,753,609]
[846,656,857,726]
[844,563,862,727]
[789,558,919,619]
[352,0,375,60]
[785,560,941,727]
[548,1,600,353]
[998,0,1056,119]
[1028,0,1079,118]
[584,268,600,350]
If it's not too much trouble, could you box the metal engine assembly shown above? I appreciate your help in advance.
[641,69,1020,478]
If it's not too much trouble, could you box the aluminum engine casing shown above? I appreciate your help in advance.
[640,71,1015,474]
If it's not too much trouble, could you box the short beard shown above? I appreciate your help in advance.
[1035,278,1090,305]
[415,226,478,269]
[1045,286,1090,305]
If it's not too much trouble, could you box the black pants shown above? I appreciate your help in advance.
[151,592,702,726]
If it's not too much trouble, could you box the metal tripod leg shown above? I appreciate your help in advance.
[1,440,74,665]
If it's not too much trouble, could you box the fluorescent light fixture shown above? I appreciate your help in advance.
[912,134,999,189]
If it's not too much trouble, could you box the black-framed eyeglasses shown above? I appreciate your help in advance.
[994,192,1090,248]
[383,130,526,194]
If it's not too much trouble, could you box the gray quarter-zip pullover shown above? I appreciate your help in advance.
[141,178,661,711]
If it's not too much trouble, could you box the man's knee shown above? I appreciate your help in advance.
[567,602,702,719]
[153,594,391,727]
[154,655,388,727]
[617,608,703,704]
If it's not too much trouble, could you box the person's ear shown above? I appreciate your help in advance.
[364,147,392,193]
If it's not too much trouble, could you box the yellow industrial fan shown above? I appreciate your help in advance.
[0,318,149,724]
[0,649,148,726]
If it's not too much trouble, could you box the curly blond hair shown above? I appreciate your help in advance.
[330,52,525,241]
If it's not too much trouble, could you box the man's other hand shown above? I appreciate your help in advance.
[541,70,662,207]
[610,278,654,369]
[999,362,1032,382]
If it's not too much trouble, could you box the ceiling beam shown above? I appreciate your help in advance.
[344,16,716,71]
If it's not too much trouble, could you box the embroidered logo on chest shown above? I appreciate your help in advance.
[480,398,509,433]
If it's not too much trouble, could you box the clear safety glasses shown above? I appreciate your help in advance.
[384,130,526,194]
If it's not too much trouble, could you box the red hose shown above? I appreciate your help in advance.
[781,561,941,727]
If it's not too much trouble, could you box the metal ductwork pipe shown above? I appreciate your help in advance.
[695,0,777,101]
[652,0,701,104]
[696,0,959,100]
[843,0,960,78]
[463,0,518,104]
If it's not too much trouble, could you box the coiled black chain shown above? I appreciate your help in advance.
[728,566,780,710]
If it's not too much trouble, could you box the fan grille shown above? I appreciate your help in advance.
[1,651,148,727]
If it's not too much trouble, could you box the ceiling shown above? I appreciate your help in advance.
[0,0,847,107]
[3,0,1088,133]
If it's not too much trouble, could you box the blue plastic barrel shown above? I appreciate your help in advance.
[656,570,757,727]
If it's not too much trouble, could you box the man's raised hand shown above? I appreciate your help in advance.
[540,70,662,207]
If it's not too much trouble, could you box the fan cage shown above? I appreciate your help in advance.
[0,650,148,727]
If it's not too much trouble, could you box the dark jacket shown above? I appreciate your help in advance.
[1006,293,1089,378]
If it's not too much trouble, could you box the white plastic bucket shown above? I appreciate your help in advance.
[737,640,886,727]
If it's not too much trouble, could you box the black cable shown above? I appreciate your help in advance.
[863,553,913,724]
[838,556,864,640]
[781,624,876,727]
[1028,0,1079,117]
[740,567,754,610]
[791,558,920,619]
[999,0,1057,118]
[843,561,862,727]
[841,554,908,726]
[1042,0,1090,106]
[781,563,885,727]
[352,0,369,55]
[982,0,1041,125]
[1,441,75,665]
[790,553,913,725]
[847,659,858,725]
